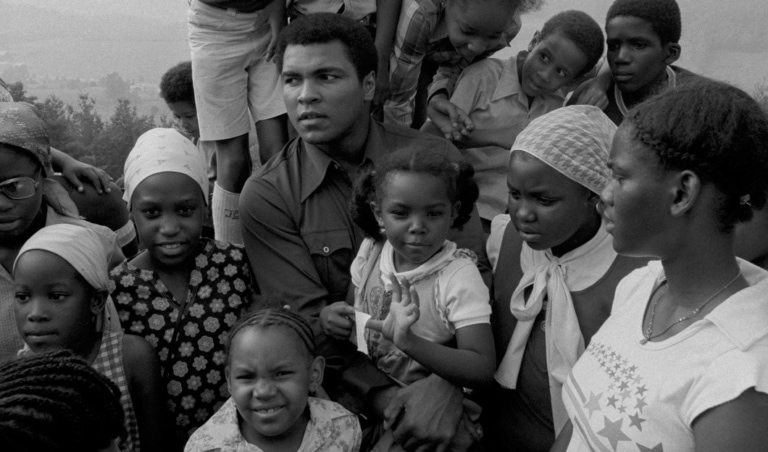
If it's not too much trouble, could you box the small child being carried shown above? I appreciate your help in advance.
[321,148,494,451]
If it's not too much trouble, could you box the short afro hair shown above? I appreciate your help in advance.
[539,10,604,77]
[159,61,195,105]
[624,78,768,232]
[606,0,681,44]
[274,13,377,81]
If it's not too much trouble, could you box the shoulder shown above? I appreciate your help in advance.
[378,121,462,161]
[611,261,663,312]
[185,398,241,452]
[122,333,158,369]
[460,57,505,82]
[307,397,361,448]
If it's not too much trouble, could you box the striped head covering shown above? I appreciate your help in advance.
[511,105,615,195]
[122,128,208,209]
[14,223,111,292]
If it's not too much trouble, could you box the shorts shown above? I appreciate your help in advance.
[187,0,286,141]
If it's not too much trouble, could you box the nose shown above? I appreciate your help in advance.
[26,299,49,323]
[615,44,631,64]
[466,38,489,57]
[253,378,276,399]
[0,193,14,211]
[538,66,556,87]
[159,215,180,236]
[408,215,426,235]
[600,181,615,207]
[514,199,536,223]
[297,80,319,105]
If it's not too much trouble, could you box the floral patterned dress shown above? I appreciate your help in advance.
[109,239,254,444]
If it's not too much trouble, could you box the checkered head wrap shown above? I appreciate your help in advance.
[512,105,616,195]
[0,102,52,175]
[123,128,208,209]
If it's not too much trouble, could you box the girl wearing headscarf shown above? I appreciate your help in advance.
[480,106,650,452]
[14,223,168,452]
[109,128,255,448]
[0,102,124,361]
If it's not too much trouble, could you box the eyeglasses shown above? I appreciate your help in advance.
[0,174,40,200]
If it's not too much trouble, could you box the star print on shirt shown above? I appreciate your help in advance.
[597,416,631,450]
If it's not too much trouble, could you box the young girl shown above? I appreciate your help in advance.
[13,223,167,452]
[321,148,494,450]
[482,105,649,451]
[109,128,255,446]
[553,79,768,451]
[185,306,361,452]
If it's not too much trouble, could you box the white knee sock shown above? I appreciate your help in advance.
[212,182,243,245]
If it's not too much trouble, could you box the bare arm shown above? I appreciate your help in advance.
[692,388,768,452]
[50,147,111,194]
[550,419,573,452]
[123,334,172,452]
[454,120,529,150]
[372,0,402,118]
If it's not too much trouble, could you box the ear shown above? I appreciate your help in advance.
[90,290,108,316]
[669,170,700,217]
[371,201,385,228]
[664,43,681,65]
[308,355,325,394]
[362,70,376,102]
[528,31,541,52]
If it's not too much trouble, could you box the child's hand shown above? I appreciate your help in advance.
[319,302,355,340]
[367,275,420,348]
[427,94,474,142]
[567,77,610,110]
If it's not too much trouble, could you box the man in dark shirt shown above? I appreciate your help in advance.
[240,13,489,450]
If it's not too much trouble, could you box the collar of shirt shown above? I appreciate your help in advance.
[299,117,388,202]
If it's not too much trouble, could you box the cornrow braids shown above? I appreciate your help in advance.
[625,78,768,232]
[226,304,317,367]
[0,350,125,452]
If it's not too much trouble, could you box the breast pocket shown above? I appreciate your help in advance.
[306,229,354,301]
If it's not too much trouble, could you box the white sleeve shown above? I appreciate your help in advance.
[437,259,491,330]
[486,214,511,272]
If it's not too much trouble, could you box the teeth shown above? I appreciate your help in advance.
[162,243,181,249]
[256,407,280,414]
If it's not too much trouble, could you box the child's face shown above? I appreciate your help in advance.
[521,32,589,97]
[601,125,673,256]
[167,101,199,140]
[0,146,44,241]
[131,172,204,269]
[226,325,324,448]
[445,0,514,61]
[606,16,679,95]
[373,172,458,272]
[14,250,99,354]
[507,152,600,257]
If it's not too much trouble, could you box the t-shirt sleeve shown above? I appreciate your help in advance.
[438,259,492,329]
[683,343,768,426]
[487,214,511,272]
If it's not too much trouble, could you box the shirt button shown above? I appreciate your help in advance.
[323,246,330,253]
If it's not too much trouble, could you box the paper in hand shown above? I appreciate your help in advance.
[354,310,372,355]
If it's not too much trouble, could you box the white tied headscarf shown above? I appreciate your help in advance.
[495,105,617,433]
[14,223,111,293]
[122,128,208,209]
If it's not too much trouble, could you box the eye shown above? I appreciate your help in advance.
[178,206,196,216]
[509,190,521,200]
[606,42,619,52]
[142,208,160,218]
[50,293,69,302]
[427,211,444,218]
[557,68,567,78]
[283,76,299,86]
[15,293,30,303]
[390,209,407,218]
[632,42,647,50]
[275,370,293,379]
[540,53,549,63]
[537,197,556,206]
[320,74,338,82]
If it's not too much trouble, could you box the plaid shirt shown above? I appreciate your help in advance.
[384,0,521,126]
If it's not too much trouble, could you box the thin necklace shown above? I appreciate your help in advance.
[616,65,677,117]
[641,271,741,344]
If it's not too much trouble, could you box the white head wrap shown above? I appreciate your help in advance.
[496,105,617,434]
[14,224,111,292]
[122,128,208,209]
[511,105,615,194]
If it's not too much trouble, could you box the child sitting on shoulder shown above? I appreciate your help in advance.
[110,128,256,447]
[481,106,650,451]
[321,148,494,451]
[422,10,604,226]
[185,306,361,452]
[14,223,168,452]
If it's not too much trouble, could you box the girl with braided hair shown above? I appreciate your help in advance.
[0,349,124,452]
[185,305,361,451]
[13,224,168,452]
[554,78,768,451]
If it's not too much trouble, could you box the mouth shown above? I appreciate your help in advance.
[613,72,634,83]
[253,406,284,416]
[25,331,57,340]
[514,224,541,241]
[0,218,21,230]
[298,111,326,121]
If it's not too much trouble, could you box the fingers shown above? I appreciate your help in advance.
[389,273,402,302]
[383,395,405,430]
[366,318,384,333]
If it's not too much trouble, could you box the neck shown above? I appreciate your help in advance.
[621,67,672,108]
[0,208,46,273]
[311,116,371,171]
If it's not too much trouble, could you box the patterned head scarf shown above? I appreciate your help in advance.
[123,128,208,209]
[0,102,53,175]
[511,105,615,195]
[14,224,111,292]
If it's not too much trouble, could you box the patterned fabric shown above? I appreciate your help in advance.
[15,224,111,292]
[563,260,768,452]
[110,239,254,443]
[184,397,362,452]
[92,331,141,452]
[122,128,208,209]
[384,0,521,126]
[0,102,51,172]
[512,105,616,195]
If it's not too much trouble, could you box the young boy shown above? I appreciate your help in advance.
[384,0,530,128]
[601,0,696,124]
[423,10,604,227]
